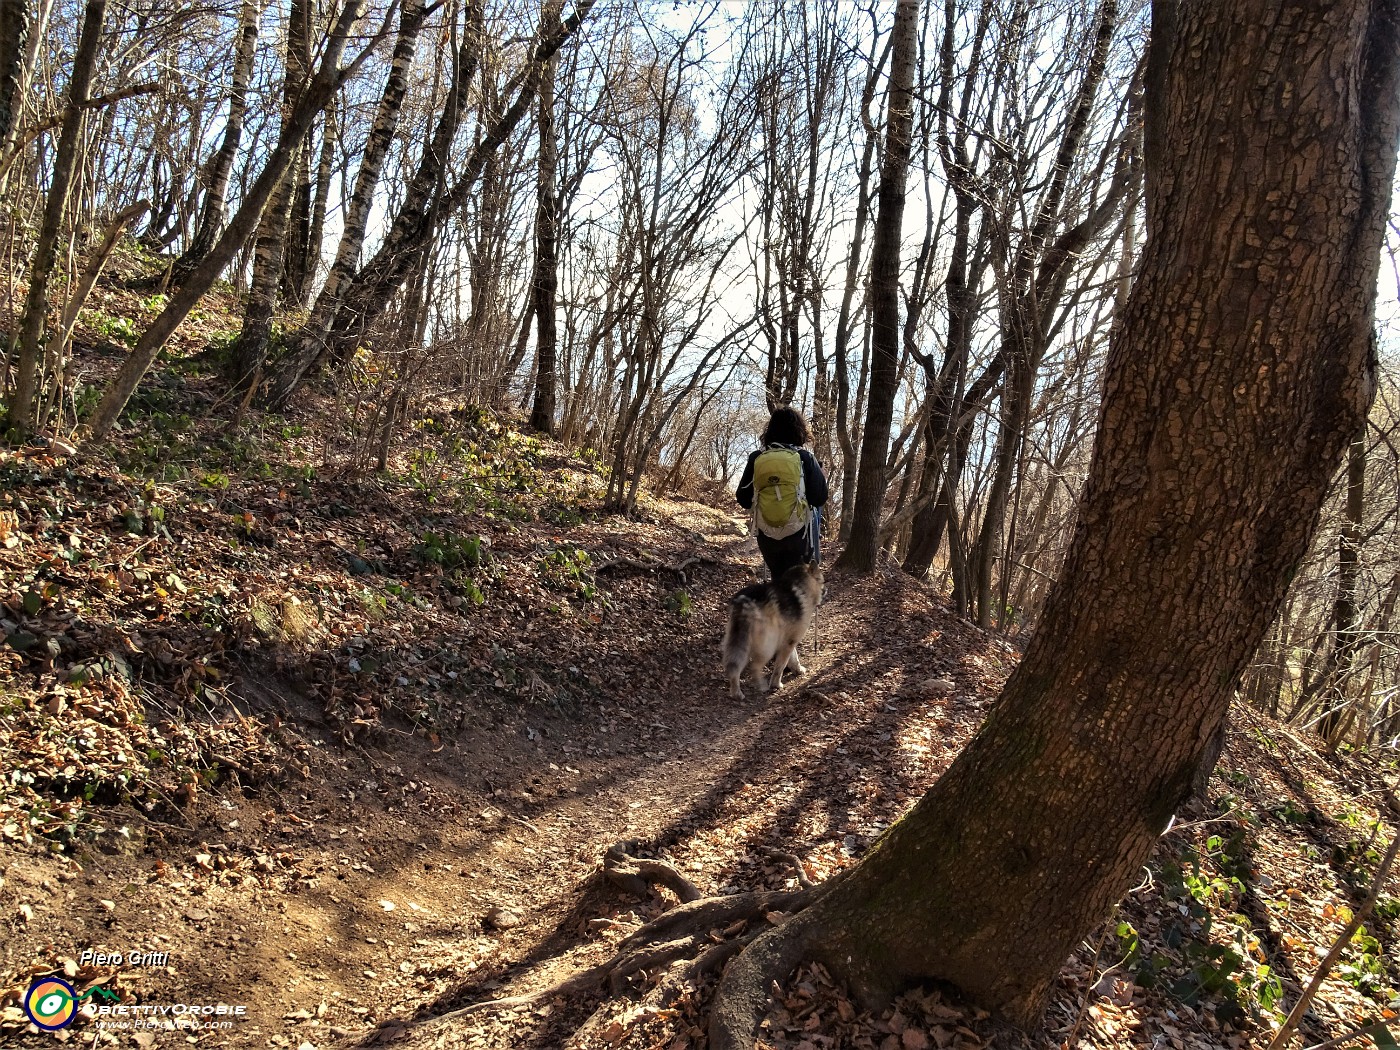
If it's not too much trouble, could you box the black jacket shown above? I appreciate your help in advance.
[735,445,828,511]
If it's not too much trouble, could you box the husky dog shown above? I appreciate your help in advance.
[722,562,824,699]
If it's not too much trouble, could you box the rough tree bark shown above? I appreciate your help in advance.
[0,0,28,154]
[710,0,1400,1044]
[833,0,918,574]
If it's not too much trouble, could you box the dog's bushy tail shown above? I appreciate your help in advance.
[722,597,755,697]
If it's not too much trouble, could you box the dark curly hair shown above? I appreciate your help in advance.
[762,406,812,447]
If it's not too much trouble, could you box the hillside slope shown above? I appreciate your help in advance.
[0,403,1397,1050]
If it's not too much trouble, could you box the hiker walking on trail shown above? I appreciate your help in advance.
[736,406,828,581]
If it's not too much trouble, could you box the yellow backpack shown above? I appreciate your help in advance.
[753,446,810,540]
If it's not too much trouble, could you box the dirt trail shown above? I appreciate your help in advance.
[1,502,999,1049]
[7,488,1396,1050]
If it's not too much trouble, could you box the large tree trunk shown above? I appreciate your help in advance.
[833,0,919,574]
[710,0,1400,1043]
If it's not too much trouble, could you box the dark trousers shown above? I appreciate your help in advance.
[757,509,821,580]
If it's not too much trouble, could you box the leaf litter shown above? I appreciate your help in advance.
[0,397,1397,1050]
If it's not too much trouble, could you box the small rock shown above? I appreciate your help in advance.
[484,906,523,930]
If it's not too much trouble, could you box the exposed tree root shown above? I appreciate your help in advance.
[761,845,814,889]
[565,928,766,1049]
[603,888,809,993]
[707,909,823,1050]
[604,839,703,902]
[415,884,819,1035]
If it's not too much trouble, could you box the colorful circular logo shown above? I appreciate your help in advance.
[24,977,77,1030]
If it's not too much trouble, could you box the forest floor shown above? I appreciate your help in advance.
[3,289,1400,1049]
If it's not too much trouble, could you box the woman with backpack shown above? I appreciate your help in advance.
[736,406,829,580]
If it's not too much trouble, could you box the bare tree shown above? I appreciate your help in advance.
[7,0,106,437]
[591,8,759,513]
[174,0,261,280]
[263,0,596,407]
[708,1,1400,1043]
[833,0,919,574]
[528,0,563,435]
[966,0,1129,625]
[829,17,890,541]
[264,0,439,406]
[228,0,315,390]
[82,0,385,443]
[0,0,29,154]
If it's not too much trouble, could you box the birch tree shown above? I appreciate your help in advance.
[173,0,261,280]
